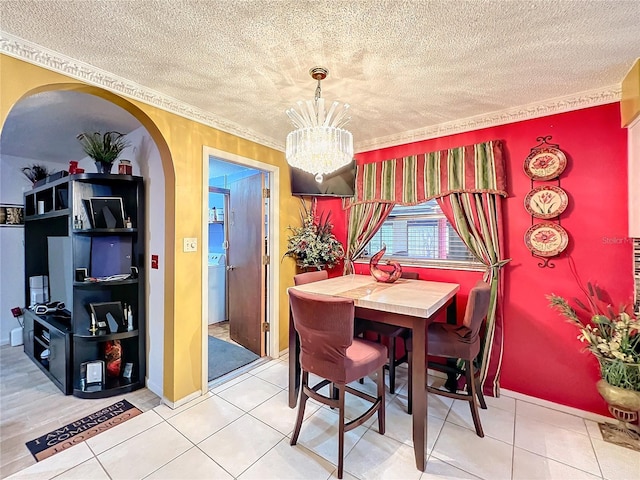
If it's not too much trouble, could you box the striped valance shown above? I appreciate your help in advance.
[352,140,507,205]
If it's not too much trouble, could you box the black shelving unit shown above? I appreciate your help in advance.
[23,311,72,394]
[23,173,145,398]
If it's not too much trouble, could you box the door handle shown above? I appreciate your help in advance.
[226,265,235,271]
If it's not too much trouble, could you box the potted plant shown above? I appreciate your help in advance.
[76,131,130,174]
[283,199,344,271]
[21,164,53,186]
[548,283,640,431]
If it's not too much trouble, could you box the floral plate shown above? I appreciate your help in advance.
[523,146,567,181]
[524,185,568,219]
[524,223,568,257]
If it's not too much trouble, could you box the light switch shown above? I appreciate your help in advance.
[183,237,197,252]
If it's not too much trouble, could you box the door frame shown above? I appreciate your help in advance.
[201,146,280,392]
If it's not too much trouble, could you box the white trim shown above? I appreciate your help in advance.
[201,146,280,393]
[0,32,281,152]
[426,369,613,424]
[161,389,202,410]
[145,378,163,399]
[500,388,614,425]
[0,31,621,154]
[358,85,621,152]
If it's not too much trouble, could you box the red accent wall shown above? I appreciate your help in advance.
[315,103,631,416]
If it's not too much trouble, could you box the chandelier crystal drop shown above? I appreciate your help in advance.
[285,67,354,183]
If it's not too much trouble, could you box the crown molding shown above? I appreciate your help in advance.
[1,32,621,155]
[357,85,621,153]
[0,32,284,152]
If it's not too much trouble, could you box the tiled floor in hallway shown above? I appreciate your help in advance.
[5,355,640,479]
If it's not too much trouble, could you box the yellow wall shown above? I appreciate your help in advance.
[621,58,640,127]
[1,54,299,402]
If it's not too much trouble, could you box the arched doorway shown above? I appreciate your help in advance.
[0,85,173,399]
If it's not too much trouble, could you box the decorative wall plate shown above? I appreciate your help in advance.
[524,223,568,257]
[524,186,568,219]
[523,147,567,180]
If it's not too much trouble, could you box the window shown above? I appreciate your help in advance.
[362,200,483,270]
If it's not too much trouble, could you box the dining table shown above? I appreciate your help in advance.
[287,273,460,472]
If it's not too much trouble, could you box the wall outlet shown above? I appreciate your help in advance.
[183,237,197,252]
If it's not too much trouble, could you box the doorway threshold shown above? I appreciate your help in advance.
[207,356,271,391]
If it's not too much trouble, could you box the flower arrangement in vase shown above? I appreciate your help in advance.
[283,199,344,271]
[548,283,640,435]
[77,131,130,174]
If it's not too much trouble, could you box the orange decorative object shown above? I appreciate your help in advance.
[104,340,122,377]
[369,244,402,283]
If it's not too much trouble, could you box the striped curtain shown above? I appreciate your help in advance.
[346,140,509,396]
[351,141,507,205]
[437,192,509,396]
[343,202,395,274]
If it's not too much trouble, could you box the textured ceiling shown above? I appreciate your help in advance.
[1,0,640,160]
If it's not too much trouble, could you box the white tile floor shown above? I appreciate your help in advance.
[7,355,640,480]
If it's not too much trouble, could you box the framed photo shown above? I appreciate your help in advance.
[80,360,105,392]
[123,362,134,380]
[88,197,125,229]
[89,301,125,333]
[0,204,24,226]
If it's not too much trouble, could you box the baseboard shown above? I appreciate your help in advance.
[146,378,163,398]
[162,390,202,410]
[426,368,612,423]
[499,388,614,424]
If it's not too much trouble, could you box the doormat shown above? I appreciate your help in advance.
[208,336,259,381]
[598,422,640,452]
[25,399,141,461]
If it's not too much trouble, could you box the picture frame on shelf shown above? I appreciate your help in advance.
[80,360,104,392]
[123,362,134,380]
[88,197,125,229]
[89,302,125,333]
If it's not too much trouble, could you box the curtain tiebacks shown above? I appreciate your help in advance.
[489,259,511,270]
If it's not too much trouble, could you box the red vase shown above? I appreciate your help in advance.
[104,340,122,377]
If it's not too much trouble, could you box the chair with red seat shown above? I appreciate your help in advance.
[288,288,387,479]
[293,269,328,286]
[356,271,419,393]
[406,280,491,436]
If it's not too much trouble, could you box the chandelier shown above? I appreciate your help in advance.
[285,67,354,183]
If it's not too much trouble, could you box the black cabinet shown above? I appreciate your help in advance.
[23,310,72,394]
[23,173,145,398]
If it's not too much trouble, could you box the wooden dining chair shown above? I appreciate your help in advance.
[406,280,491,436]
[357,271,419,393]
[288,288,387,479]
[293,269,328,286]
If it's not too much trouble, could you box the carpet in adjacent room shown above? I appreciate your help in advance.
[208,335,259,381]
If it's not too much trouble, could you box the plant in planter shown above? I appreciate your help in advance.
[548,283,640,435]
[21,164,54,186]
[77,131,130,174]
[283,199,344,271]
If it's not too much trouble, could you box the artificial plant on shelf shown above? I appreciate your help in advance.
[21,164,54,185]
[76,131,130,173]
[547,283,640,427]
[283,199,345,271]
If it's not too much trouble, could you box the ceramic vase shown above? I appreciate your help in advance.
[95,161,112,174]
